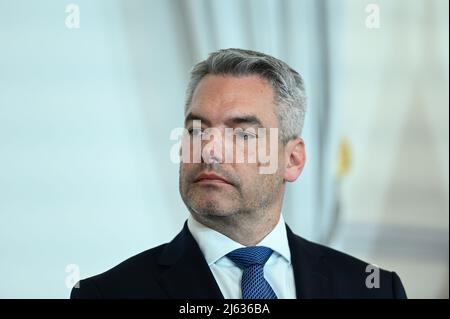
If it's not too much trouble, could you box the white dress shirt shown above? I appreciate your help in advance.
[187,214,297,299]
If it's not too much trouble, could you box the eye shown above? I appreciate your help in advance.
[188,127,204,137]
[235,130,257,140]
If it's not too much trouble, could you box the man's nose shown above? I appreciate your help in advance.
[201,128,225,164]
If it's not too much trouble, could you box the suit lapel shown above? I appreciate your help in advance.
[286,225,334,299]
[157,222,224,299]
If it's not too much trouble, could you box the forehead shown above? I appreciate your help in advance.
[187,74,278,126]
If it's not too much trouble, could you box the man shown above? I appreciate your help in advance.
[71,48,407,299]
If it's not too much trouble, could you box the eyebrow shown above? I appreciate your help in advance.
[185,112,264,128]
[224,115,264,128]
[184,112,211,126]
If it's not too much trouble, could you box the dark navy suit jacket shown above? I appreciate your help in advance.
[71,223,407,299]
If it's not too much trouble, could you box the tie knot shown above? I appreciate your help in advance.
[227,246,273,269]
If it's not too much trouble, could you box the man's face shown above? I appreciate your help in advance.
[179,74,285,219]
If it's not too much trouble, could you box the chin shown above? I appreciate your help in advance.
[190,200,237,217]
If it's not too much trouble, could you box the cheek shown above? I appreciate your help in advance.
[254,132,279,165]
[233,165,260,189]
[180,163,194,182]
[232,139,254,164]
[180,134,203,164]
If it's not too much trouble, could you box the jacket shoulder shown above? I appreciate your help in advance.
[71,244,168,299]
[294,235,407,298]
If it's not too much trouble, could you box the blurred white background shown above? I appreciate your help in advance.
[0,0,448,298]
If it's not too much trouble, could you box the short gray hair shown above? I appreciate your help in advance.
[185,48,306,143]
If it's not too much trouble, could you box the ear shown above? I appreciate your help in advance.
[283,138,306,182]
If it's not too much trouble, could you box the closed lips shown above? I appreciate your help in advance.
[194,173,231,184]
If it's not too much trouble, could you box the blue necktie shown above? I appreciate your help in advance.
[227,246,278,299]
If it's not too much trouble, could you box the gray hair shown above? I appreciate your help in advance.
[185,48,306,143]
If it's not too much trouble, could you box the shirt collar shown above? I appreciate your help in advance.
[187,214,291,266]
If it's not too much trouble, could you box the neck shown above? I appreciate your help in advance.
[191,208,282,246]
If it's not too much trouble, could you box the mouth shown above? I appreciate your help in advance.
[193,173,232,185]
